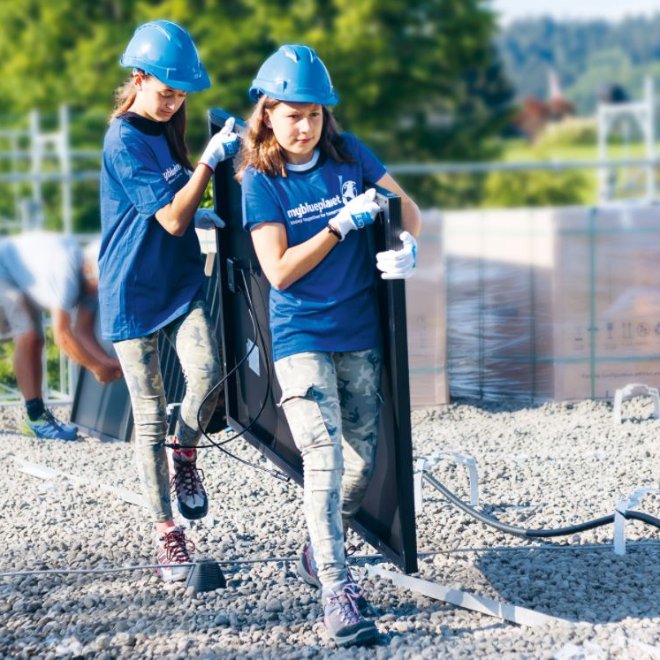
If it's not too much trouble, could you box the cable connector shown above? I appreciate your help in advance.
[227,257,238,293]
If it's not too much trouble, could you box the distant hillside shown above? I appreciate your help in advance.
[497,14,660,115]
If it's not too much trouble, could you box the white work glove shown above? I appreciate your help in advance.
[193,208,226,229]
[376,231,417,280]
[328,188,380,240]
[194,209,224,276]
[199,117,240,171]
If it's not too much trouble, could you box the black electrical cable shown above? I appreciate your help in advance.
[624,510,660,528]
[423,472,660,537]
[165,264,288,481]
[161,297,255,450]
[193,305,286,480]
[193,298,266,449]
[166,256,660,518]
[214,269,273,450]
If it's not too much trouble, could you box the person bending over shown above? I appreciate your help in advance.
[0,230,121,441]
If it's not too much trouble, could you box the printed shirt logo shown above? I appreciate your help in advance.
[342,180,358,204]
[286,194,342,224]
[284,179,360,225]
[162,163,183,183]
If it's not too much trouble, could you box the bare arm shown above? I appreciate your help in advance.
[375,172,422,238]
[250,222,340,291]
[154,165,212,237]
[74,306,122,370]
[51,309,121,384]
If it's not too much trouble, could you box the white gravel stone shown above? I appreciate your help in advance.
[0,400,658,658]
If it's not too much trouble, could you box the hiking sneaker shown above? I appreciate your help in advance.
[20,409,78,441]
[298,542,370,613]
[168,446,208,520]
[155,527,195,582]
[322,582,379,647]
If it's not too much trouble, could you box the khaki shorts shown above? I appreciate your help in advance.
[0,278,42,341]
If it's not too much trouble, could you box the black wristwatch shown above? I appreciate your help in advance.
[326,223,342,241]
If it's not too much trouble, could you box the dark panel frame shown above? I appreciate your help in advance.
[210,108,417,573]
[71,247,226,441]
[70,358,133,443]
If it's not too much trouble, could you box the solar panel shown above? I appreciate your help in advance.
[210,108,417,573]
[71,250,226,441]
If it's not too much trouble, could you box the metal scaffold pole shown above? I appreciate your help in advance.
[0,106,78,405]
[597,75,657,203]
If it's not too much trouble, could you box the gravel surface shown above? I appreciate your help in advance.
[1,399,658,658]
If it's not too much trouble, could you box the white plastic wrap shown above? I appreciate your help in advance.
[436,203,660,402]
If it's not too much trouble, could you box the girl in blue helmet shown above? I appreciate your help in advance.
[99,20,239,583]
[237,44,421,646]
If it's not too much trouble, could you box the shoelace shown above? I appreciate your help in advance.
[42,409,66,429]
[171,461,205,498]
[327,588,363,625]
[345,541,361,557]
[161,529,195,563]
[343,581,365,601]
[306,545,365,603]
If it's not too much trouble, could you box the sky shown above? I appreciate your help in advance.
[491,0,660,24]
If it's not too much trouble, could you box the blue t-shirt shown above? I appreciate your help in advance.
[99,113,204,341]
[242,133,386,361]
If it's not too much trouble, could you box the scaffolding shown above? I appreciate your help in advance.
[0,106,82,405]
[597,76,657,202]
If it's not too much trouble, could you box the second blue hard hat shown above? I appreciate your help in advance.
[120,20,210,93]
[249,44,339,105]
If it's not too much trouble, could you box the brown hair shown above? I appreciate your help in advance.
[235,96,353,182]
[110,73,193,171]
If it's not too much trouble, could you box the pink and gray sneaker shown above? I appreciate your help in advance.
[168,444,208,520]
[155,526,195,582]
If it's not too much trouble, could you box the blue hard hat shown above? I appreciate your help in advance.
[120,20,210,93]
[249,44,339,105]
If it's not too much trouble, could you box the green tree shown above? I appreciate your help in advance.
[498,14,660,115]
[568,47,634,115]
[483,168,589,208]
[0,0,513,214]
[483,119,596,208]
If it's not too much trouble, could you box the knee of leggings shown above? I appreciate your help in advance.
[186,368,220,400]
[134,420,167,445]
[302,442,343,473]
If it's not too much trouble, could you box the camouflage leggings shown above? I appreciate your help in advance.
[113,301,220,522]
[275,349,382,588]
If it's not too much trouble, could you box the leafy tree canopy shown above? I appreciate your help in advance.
[0,0,513,165]
[498,14,660,114]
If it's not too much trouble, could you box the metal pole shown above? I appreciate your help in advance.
[10,133,20,225]
[643,76,656,200]
[29,109,43,229]
[596,101,609,202]
[59,105,73,235]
